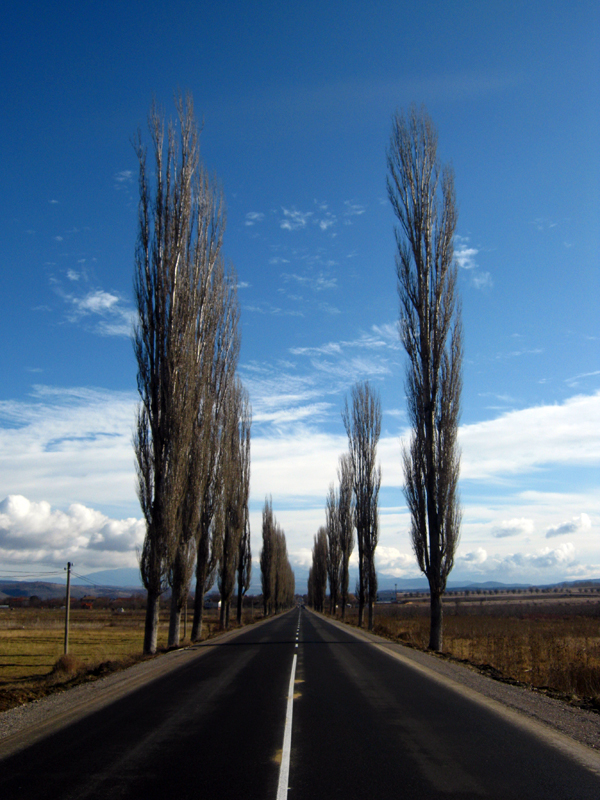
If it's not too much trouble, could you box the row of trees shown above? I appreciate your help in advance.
[133,95,252,654]
[306,454,354,616]
[132,99,462,655]
[308,381,382,631]
[260,498,296,614]
[310,106,463,652]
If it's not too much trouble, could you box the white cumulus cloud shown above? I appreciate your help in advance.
[546,513,592,539]
[0,495,145,569]
[492,518,535,538]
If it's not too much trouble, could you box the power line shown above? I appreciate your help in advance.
[70,571,102,587]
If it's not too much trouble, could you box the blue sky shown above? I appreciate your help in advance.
[0,0,598,588]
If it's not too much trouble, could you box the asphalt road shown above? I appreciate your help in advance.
[1,607,600,799]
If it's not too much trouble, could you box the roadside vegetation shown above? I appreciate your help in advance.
[0,604,262,712]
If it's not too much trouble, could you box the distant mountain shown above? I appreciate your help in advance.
[0,579,135,600]
[79,568,143,588]
[1,572,597,602]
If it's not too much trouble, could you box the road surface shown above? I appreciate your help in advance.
[1,607,599,799]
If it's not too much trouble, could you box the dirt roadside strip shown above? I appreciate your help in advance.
[0,615,276,760]
[313,611,600,757]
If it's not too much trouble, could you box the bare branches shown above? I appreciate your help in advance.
[342,381,381,630]
[133,94,238,653]
[218,378,251,630]
[325,484,342,614]
[388,105,462,651]
[260,498,295,615]
[337,453,355,620]
[308,528,329,613]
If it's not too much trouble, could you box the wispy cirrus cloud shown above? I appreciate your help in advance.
[245,211,265,226]
[278,201,344,233]
[0,386,138,517]
[114,170,133,184]
[495,346,544,360]
[318,302,341,315]
[280,207,313,230]
[531,217,558,232]
[289,324,400,358]
[454,235,492,289]
[565,370,600,388]
[242,301,304,317]
[343,200,366,220]
[282,272,337,291]
[455,238,479,270]
[64,289,135,336]
[472,271,493,290]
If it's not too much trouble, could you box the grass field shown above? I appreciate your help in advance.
[0,607,255,711]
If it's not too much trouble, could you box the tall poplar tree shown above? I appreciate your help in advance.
[387,105,463,651]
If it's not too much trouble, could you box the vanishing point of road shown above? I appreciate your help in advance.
[1,607,599,799]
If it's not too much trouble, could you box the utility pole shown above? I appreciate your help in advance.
[64,562,72,654]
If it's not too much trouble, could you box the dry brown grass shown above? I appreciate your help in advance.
[0,607,257,712]
[341,599,600,707]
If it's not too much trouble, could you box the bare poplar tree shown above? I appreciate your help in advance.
[306,566,315,609]
[234,380,252,625]
[165,187,235,648]
[272,527,288,612]
[387,105,463,651]
[217,378,251,630]
[190,260,239,642]
[134,95,218,654]
[343,381,381,631]
[260,497,275,616]
[309,527,329,613]
[236,513,252,624]
[260,498,295,614]
[325,484,342,615]
[337,452,355,620]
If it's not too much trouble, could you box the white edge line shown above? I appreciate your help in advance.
[276,653,297,800]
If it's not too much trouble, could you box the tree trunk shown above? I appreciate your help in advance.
[236,591,243,624]
[429,591,443,651]
[143,590,160,654]
[341,598,346,621]
[191,586,205,642]
[368,598,374,631]
[167,590,181,649]
[357,562,365,628]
